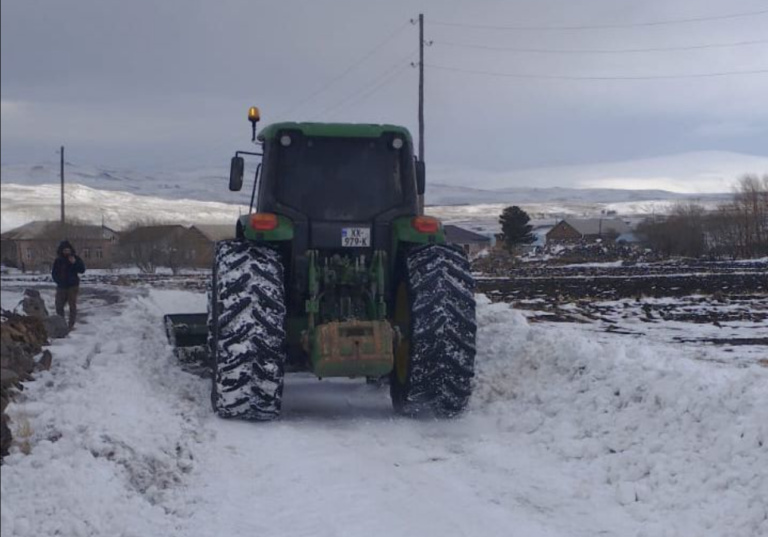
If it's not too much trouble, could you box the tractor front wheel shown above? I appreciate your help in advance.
[390,244,476,417]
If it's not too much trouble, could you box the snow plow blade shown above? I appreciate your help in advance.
[164,313,210,364]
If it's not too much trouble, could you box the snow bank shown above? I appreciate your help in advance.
[472,296,768,537]
[0,293,209,536]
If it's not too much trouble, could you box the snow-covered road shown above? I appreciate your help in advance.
[2,286,766,537]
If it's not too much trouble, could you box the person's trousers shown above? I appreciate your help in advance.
[55,286,79,328]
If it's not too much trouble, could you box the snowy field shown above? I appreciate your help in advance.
[513,295,768,363]
[1,281,766,537]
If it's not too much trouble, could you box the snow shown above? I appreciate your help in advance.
[1,288,24,311]
[474,297,767,536]
[2,153,755,232]
[1,181,709,234]
[560,260,625,268]
[0,182,248,232]
[147,288,207,315]
[1,287,766,536]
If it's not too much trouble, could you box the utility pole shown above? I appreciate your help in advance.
[60,146,65,223]
[418,13,425,162]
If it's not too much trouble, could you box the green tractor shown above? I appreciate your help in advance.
[167,107,476,420]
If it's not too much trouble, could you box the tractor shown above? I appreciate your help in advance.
[166,107,476,420]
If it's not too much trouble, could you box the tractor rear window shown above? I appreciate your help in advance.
[275,135,404,221]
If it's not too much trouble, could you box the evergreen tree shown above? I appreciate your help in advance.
[499,206,535,250]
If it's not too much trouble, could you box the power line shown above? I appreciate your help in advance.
[427,63,768,80]
[433,38,768,54]
[316,59,412,119]
[276,21,410,119]
[430,8,768,31]
[327,64,411,119]
[311,51,415,120]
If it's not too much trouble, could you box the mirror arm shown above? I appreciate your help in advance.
[415,158,426,196]
[248,163,262,214]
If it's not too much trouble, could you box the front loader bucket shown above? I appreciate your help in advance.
[164,313,210,365]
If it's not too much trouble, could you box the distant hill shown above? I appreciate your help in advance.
[429,151,768,193]
[424,183,726,206]
[2,150,763,232]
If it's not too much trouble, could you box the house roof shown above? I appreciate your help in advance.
[553,218,631,237]
[190,225,237,242]
[444,225,491,244]
[0,221,118,241]
[119,224,187,243]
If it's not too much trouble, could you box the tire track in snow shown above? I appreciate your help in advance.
[179,382,640,537]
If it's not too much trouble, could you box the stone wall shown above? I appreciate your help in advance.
[0,290,65,460]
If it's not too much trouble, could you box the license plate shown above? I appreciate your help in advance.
[341,227,370,247]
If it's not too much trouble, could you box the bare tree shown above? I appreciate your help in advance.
[731,174,768,257]
[637,203,708,258]
[638,175,767,260]
[116,220,200,274]
[116,220,175,273]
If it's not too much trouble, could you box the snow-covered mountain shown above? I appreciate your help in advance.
[430,151,768,193]
[0,183,248,232]
[424,183,726,206]
[1,151,763,232]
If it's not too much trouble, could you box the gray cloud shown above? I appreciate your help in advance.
[2,0,767,177]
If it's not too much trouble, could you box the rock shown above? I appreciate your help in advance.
[0,368,20,389]
[0,308,54,463]
[0,311,47,379]
[0,350,35,380]
[1,311,48,354]
[18,289,49,319]
[43,315,69,339]
[1,413,11,459]
[37,349,53,371]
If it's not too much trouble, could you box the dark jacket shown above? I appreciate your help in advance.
[52,241,86,288]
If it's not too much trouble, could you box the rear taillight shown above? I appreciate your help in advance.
[250,213,278,231]
[412,216,440,234]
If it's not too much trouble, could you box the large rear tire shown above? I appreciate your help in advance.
[390,244,476,417]
[208,240,286,420]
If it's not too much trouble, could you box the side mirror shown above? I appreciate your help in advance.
[415,160,426,195]
[229,156,245,191]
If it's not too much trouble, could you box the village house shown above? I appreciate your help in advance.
[117,224,237,271]
[1,221,119,271]
[545,218,631,244]
[118,224,190,272]
[187,224,237,266]
[444,225,492,256]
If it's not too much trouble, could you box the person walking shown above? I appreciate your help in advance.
[51,240,86,329]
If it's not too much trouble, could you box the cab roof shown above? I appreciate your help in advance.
[257,122,412,142]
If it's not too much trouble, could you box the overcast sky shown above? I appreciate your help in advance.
[2,0,767,176]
